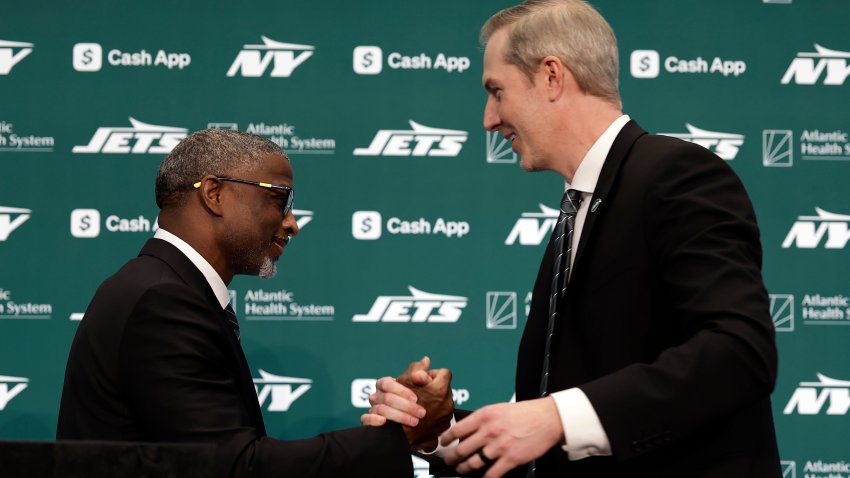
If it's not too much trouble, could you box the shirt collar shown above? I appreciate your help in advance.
[567,114,631,194]
[154,228,231,309]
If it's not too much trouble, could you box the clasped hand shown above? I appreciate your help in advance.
[439,398,564,478]
[361,358,564,478]
[360,357,454,450]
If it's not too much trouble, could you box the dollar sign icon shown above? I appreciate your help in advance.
[360,385,372,402]
[630,50,658,78]
[74,43,102,72]
[81,49,93,66]
[71,208,101,237]
[352,211,381,239]
[360,216,373,233]
[353,46,382,75]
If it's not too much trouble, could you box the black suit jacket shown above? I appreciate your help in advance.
[57,238,412,478]
[508,121,781,477]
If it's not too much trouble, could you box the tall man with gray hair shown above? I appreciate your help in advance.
[57,129,453,477]
[365,1,781,476]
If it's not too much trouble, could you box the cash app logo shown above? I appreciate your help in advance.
[630,50,659,78]
[70,209,101,238]
[353,46,382,75]
[73,43,103,72]
[352,211,382,240]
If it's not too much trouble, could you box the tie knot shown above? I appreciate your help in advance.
[560,189,582,214]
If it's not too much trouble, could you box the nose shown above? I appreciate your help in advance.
[483,96,501,132]
[281,210,299,238]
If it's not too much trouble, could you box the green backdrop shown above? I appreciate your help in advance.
[1,1,848,475]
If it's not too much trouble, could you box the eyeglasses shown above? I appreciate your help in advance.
[193,176,294,217]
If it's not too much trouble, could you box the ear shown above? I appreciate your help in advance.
[539,55,568,101]
[195,175,226,217]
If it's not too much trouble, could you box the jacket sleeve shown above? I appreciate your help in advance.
[118,282,412,478]
[578,141,777,461]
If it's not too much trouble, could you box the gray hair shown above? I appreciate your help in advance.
[480,0,621,108]
[155,129,285,209]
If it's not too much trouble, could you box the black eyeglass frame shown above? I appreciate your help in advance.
[193,176,294,217]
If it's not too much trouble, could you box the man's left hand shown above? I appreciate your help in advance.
[440,398,564,478]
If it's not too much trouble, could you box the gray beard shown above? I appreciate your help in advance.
[258,256,277,279]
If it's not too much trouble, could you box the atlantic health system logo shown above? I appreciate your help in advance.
[206,122,336,157]
[228,36,314,78]
[763,130,793,167]
[353,286,468,323]
[0,120,55,152]
[486,130,518,164]
[0,287,53,320]
[240,287,335,322]
[779,460,850,478]
[769,293,850,330]
[763,128,850,166]
[770,293,794,332]
[486,291,517,329]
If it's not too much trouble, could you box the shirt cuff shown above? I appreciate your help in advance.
[551,388,612,460]
[418,415,458,457]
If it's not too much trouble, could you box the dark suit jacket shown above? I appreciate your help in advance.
[429,121,781,478]
[510,121,781,477]
[57,238,412,478]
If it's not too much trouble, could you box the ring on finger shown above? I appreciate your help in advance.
[477,450,496,468]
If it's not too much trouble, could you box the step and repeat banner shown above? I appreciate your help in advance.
[1,1,848,475]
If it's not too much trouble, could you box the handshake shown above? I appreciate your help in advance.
[359,357,566,478]
[360,356,454,451]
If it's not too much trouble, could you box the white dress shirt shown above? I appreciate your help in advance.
[429,115,631,462]
[154,228,231,309]
[550,114,631,460]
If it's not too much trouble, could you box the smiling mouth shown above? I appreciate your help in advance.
[272,235,288,253]
[505,133,518,151]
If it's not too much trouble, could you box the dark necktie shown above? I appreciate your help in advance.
[528,188,582,478]
[224,303,241,341]
[539,188,582,396]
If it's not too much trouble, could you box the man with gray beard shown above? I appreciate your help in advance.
[57,129,450,477]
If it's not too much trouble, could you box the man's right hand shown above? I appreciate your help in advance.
[361,356,455,450]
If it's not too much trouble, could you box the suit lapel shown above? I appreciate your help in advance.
[138,238,267,433]
[571,121,647,278]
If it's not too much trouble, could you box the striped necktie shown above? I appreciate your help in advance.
[224,303,240,341]
[539,188,582,396]
[528,188,582,478]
